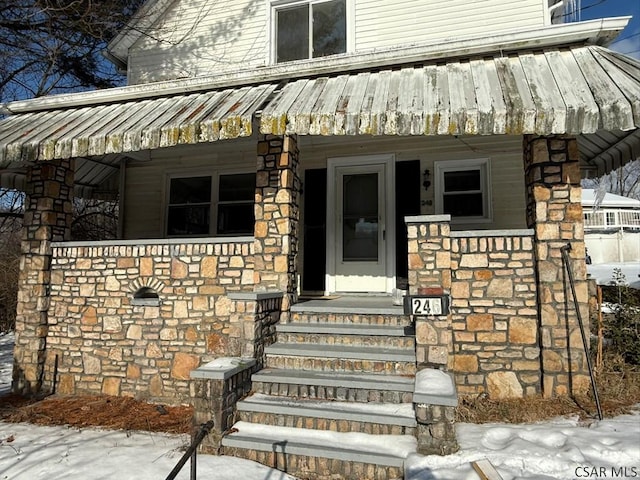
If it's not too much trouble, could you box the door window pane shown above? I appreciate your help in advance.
[342,173,378,262]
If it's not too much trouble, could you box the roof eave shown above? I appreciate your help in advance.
[105,0,176,69]
[5,17,631,116]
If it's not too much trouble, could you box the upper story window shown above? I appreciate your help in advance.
[166,173,255,237]
[274,0,347,63]
[434,159,492,223]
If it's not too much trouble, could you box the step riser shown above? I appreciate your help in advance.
[290,312,411,327]
[252,381,414,403]
[222,447,404,480]
[277,332,415,349]
[266,355,416,375]
[238,411,416,435]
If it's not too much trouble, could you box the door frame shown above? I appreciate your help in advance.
[326,154,396,294]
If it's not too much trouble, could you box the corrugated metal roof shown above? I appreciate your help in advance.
[260,45,639,137]
[0,44,639,195]
[0,84,277,165]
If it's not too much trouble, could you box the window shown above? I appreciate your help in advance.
[435,159,492,223]
[166,173,256,237]
[274,0,346,63]
[217,173,256,235]
[167,176,212,236]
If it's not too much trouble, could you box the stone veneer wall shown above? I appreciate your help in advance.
[43,238,274,404]
[254,134,300,319]
[450,231,540,398]
[13,159,74,395]
[524,135,590,397]
[407,215,542,399]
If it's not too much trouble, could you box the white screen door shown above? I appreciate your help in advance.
[333,163,387,292]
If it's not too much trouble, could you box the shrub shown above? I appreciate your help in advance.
[600,270,640,365]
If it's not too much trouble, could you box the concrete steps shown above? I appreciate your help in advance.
[223,303,419,479]
[265,343,417,374]
[223,421,415,478]
[236,394,416,435]
[276,322,415,348]
[252,368,414,403]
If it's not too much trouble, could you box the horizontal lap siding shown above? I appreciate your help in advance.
[123,139,257,239]
[354,0,545,52]
[129,0,267,84]
[120,135,525,239]
[126,0,546,84]
[296,134,526,230]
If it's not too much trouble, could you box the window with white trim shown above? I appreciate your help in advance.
[273,0,346,63]
[434,159,492,223]
[166,173,255,237]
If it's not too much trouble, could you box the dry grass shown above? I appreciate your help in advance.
[458,356,640,424]
[0,394,193,434]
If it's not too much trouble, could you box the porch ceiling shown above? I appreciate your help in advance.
[0,44,639,193]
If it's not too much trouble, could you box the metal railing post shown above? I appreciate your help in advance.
[560,243,603,420]
[165,420,215,480]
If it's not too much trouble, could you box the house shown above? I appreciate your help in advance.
[1,0,639,478]
[582,189,640,264]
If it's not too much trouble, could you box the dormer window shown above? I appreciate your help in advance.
[274,0,346,63]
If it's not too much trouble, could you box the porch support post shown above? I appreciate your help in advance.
[13,159,74,395]
[406,215,453,370]
[254,134,301,320]
[523,135,590,397]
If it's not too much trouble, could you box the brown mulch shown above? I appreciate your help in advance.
[0,393,193,434]
[457,365,640,424]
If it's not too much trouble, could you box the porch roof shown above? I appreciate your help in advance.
[0,44,639,194]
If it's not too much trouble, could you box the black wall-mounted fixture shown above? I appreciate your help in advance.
[422,169,431,192]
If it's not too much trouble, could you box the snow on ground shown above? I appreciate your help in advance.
[406,414,640,480]
[0,331,639,479]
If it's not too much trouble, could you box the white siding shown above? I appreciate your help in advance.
[122,134,526,239]
[128,0,268,84]
[354,0,545,52]
[126,0,547,84]
[123,139,257,238]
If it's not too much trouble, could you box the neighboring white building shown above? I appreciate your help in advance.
[583,189,640,264]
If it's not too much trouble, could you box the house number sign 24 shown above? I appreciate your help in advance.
[403,296,447,316]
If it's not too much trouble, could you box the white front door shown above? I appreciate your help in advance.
[327,155,395,293]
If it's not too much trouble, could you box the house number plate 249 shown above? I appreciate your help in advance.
[410,297,443,315]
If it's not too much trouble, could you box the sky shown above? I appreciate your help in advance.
[579,0,640,58]
[1,332,639,480]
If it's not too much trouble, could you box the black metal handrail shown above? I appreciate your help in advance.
[560,243,603,420]
[165,420,215,480]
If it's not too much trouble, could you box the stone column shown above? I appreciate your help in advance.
[254,134,301,320]
[13,159,74,395]
[406,215,453,370]
[524,135,590,397]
